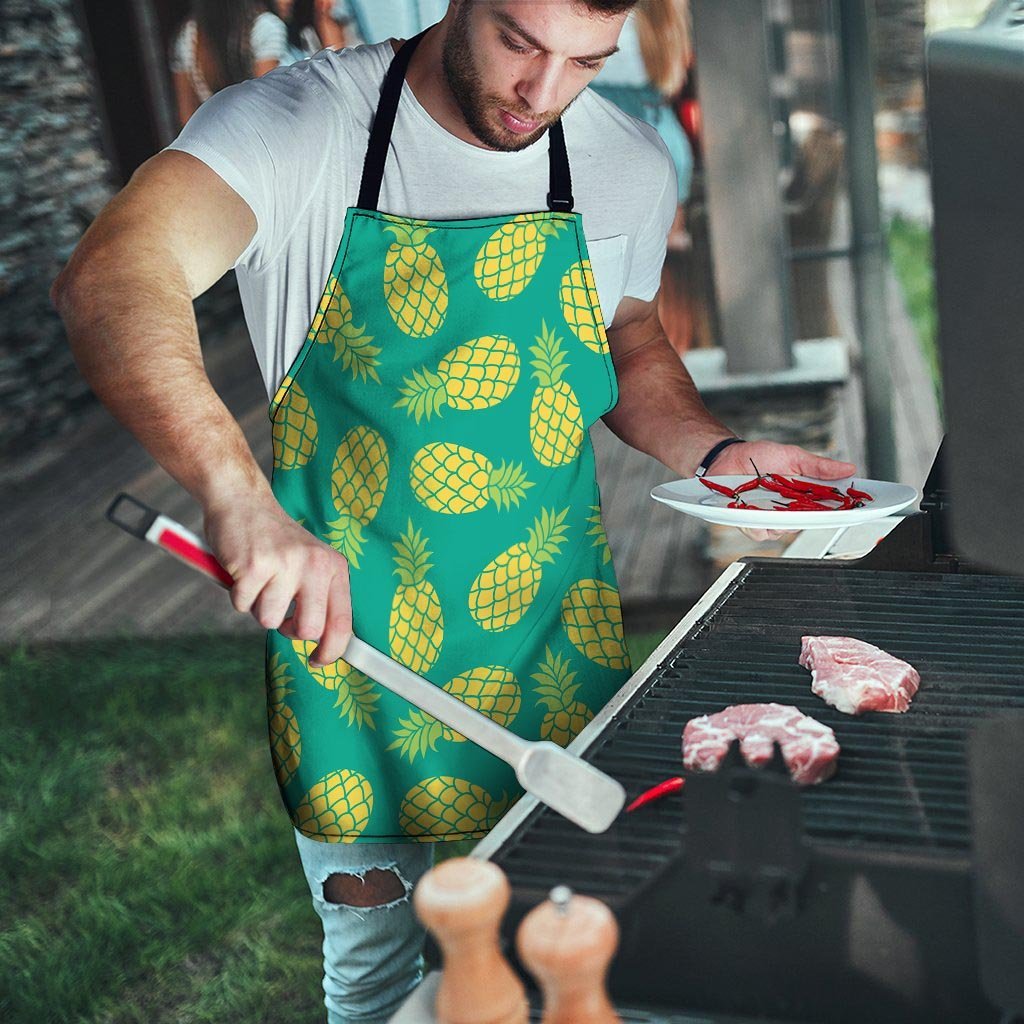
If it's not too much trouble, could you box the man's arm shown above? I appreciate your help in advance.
[604,294,856,480]
[51,150,352,664]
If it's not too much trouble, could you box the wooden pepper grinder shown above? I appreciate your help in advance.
[516,886,621,1024]
[413,857,528,1024]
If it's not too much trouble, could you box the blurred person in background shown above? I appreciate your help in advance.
[592,0,693,345]
[276,0,351,63]
[592,0,693,223]
[171,0,289,126]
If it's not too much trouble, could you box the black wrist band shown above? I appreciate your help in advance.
[695,437,745,477]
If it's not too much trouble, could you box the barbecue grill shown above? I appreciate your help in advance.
[469,5,1024,1013]
[474,447,1024,1023]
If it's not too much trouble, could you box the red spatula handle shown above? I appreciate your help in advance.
[106,492,234,588]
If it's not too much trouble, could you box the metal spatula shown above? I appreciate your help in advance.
[106,493,626,834]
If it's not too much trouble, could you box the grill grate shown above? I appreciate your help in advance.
[493,563,1024,900]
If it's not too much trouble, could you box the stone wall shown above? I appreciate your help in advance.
[0,0,115,458]
[0,0,246,461]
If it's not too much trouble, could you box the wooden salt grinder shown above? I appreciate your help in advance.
[413,857,528,1024]
[516,885,621,1024]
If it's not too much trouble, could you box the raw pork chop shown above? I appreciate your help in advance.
[682,703,840,786]
[799,636,920,716]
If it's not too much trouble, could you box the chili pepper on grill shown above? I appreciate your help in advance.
[625,776,685,813]
[699,477,738,498]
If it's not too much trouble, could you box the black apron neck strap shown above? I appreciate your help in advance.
[357,30,428,212]
[546,118,574,213]
[357,30,575,214]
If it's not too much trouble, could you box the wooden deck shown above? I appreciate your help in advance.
[2,328,271,643]
[3,244,940,644]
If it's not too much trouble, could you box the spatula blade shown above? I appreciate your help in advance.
[517,741,625,834]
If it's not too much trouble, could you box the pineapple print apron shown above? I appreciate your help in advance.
[266,30,633,843]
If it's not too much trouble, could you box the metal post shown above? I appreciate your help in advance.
[837,0,899,480]
[691,0,794,374]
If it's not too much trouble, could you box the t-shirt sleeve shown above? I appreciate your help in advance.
[165,66,340,273]
[251,12,289,63]
[623,132,678,302]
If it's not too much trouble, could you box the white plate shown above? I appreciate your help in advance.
[650,476,920,530]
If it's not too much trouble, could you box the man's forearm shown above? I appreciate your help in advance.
[53,252,271,512]
[603,331,734,477]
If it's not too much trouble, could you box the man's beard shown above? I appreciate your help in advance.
[441,4,559,152]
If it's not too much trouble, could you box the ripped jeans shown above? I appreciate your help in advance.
[293,827,436,1024]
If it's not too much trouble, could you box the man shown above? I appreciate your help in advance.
[52,1,855,1020]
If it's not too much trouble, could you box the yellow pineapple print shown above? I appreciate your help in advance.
[586,505,612,565]
[531,646,594,746]
[410,442,533,515]
[323,426,389,568]
[388,665,520,763]
[473,214,569,301]
[561,579,630,670]
[529,321,585,467]
[395,335,520,422]
[271,378,318,470]
[310,276,381,382]
[382,217,448,337]
[267,653,301,787]
[390,520,444,675]
[400,776,511,841]
[560,260,609,354]
[292,639,380,730]
[469,506,571,632]
[292,768,373,843]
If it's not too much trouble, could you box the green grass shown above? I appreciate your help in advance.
[887,215,941,399]
[1,630,665,1022]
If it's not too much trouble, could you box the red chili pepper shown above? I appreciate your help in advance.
[699,477,737,498]
[728,499,769,509]
[760,478,821,502]
[771,473,844,498]
[734,477,762,494]
[781,497,834,511]
[626,776,685,813]
[847,486,873,502]
[768,473,815,493]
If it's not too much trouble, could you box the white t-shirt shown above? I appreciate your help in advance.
[167,40,677,399]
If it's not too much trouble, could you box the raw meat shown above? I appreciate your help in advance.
[799,636,920,716]
[682,703,840,786]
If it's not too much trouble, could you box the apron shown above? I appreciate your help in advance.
[266,30,632,843]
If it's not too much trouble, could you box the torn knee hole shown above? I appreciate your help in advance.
[322,868,407,908]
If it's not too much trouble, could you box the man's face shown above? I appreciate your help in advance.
[442,1,627,151]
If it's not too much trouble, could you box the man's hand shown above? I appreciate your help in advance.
[204,493,352,666]
[709,440,857,542]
